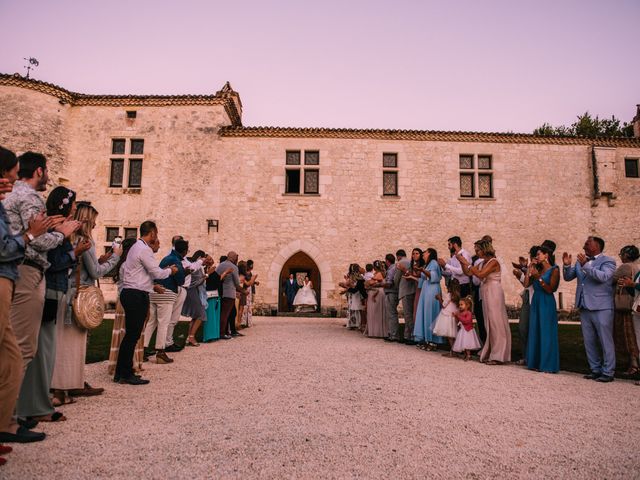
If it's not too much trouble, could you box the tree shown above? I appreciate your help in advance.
[533,112,633,138]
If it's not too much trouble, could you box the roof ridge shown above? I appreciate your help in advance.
[0,73,242,126]
[218,125,640,147]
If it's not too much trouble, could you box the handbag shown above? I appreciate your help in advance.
[72,256,105,329]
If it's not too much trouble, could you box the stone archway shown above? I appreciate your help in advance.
[278,252,321,312]
[265,240,334,314]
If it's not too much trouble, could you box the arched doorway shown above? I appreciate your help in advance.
[278,251,321,313]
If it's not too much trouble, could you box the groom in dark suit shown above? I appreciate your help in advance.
[283,274,299,312]
[563,236,616,382]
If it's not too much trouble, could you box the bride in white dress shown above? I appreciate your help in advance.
[293,276,318,312]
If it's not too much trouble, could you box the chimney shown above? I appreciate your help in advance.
[634,104,640,138]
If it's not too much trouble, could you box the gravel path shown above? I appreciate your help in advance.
[4,317,640,479]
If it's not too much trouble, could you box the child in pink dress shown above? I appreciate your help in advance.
[452,296,482,361]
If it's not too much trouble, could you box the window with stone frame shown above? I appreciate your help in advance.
[625,158,639,178]
[285,150,320,195]
[459,154,493,198]
[382,153,399,196]
[124,228,138,239]
[109,138,144,189]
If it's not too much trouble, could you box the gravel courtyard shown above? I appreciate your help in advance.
[5,316,640,479]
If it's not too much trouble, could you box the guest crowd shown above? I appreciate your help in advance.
[340,234,640,379]
[0,148,258,465]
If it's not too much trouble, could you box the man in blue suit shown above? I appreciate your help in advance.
[563,236,616,382]
[282,274,299,312]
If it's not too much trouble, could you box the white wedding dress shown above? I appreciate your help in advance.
[293,281,317,312]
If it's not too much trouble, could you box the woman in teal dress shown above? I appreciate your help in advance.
[526,245,560,373]
[412,248,443,349]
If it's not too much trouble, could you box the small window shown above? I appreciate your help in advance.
[285,169,300,194]
[106,227,120,242]
[383,171,398,196]
[126,111,137,119]
[383,153,398,168]
[478,173,493,198]
[110,159,124,187]
[130,139,144,155]
[459,155,474,169]
[460,173,474,197]
[304,151,320,165]
[128,159,143,188]
[625,158,639,178]
[304,169,319,194]
[124,228,138,239]
[112,139,126,155]
[286,151,301,165]
[478,155,492,169]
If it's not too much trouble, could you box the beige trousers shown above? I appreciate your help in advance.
[0,277,22,431]
[10,264,45,371]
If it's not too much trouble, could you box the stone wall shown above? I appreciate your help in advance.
[0,86,70,179]
[2,82,639,313]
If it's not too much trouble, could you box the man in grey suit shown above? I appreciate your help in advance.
[563,236,617,382]
[394,249,416,345]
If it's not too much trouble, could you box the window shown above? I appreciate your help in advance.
[128,159,143,188]
[112,139,125,155]
[106,227,120,242]
[382,153,399,196]
[625,158,639,178]
[304,169,319,194]
[124,228,138,239]
[109,138,144,189]
[285,169,301,194]
[109,159,124,187]
[459,154,493,198]
[126,110,137,119]
[284,150,320,195]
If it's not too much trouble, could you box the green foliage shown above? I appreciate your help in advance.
[533,111,633,138]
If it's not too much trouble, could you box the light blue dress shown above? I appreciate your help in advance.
[413,260,443,344]
[203,296,221,342]
[526,266,559,373]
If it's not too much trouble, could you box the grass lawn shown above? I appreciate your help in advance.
[87,318,629,377]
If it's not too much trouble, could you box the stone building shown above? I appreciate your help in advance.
[1,73,639,313]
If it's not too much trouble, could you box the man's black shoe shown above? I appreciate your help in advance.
[165,344,183,353]
[118,375,150,385]
[17,417,38,430]
[404,340,417,345]
[0,426,46,443]
[595,375,614,383]
[231,332,244,337]
[583,372,601,380]
[113,374,141,383]
[221,334,233,340]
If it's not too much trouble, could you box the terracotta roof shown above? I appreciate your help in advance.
[0,73,242,126]
[218,126,640,147]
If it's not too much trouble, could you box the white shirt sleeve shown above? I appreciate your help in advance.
[141,248,171,280]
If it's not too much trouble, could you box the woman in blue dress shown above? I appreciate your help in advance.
[525,245,560,373]
[412,248,444,349]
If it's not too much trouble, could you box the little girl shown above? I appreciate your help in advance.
[452,296,482,361]
[432,279,461,356]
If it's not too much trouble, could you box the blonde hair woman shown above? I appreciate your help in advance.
[458,239,512,365]
[51,203,121,405]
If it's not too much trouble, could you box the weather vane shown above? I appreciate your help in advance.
[23,57,39,79]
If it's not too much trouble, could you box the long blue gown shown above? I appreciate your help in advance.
[413,260,443,344]
[526,266,560,372]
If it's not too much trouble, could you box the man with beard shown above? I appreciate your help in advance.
[438,236,473,298]
[2,152,79,374]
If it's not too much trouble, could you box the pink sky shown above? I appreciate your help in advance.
[1,0,638,133]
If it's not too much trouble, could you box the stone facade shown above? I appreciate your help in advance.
[1,74,639,312]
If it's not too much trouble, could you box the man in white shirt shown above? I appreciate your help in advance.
[438,236,473,298]
[115,221,177,385]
